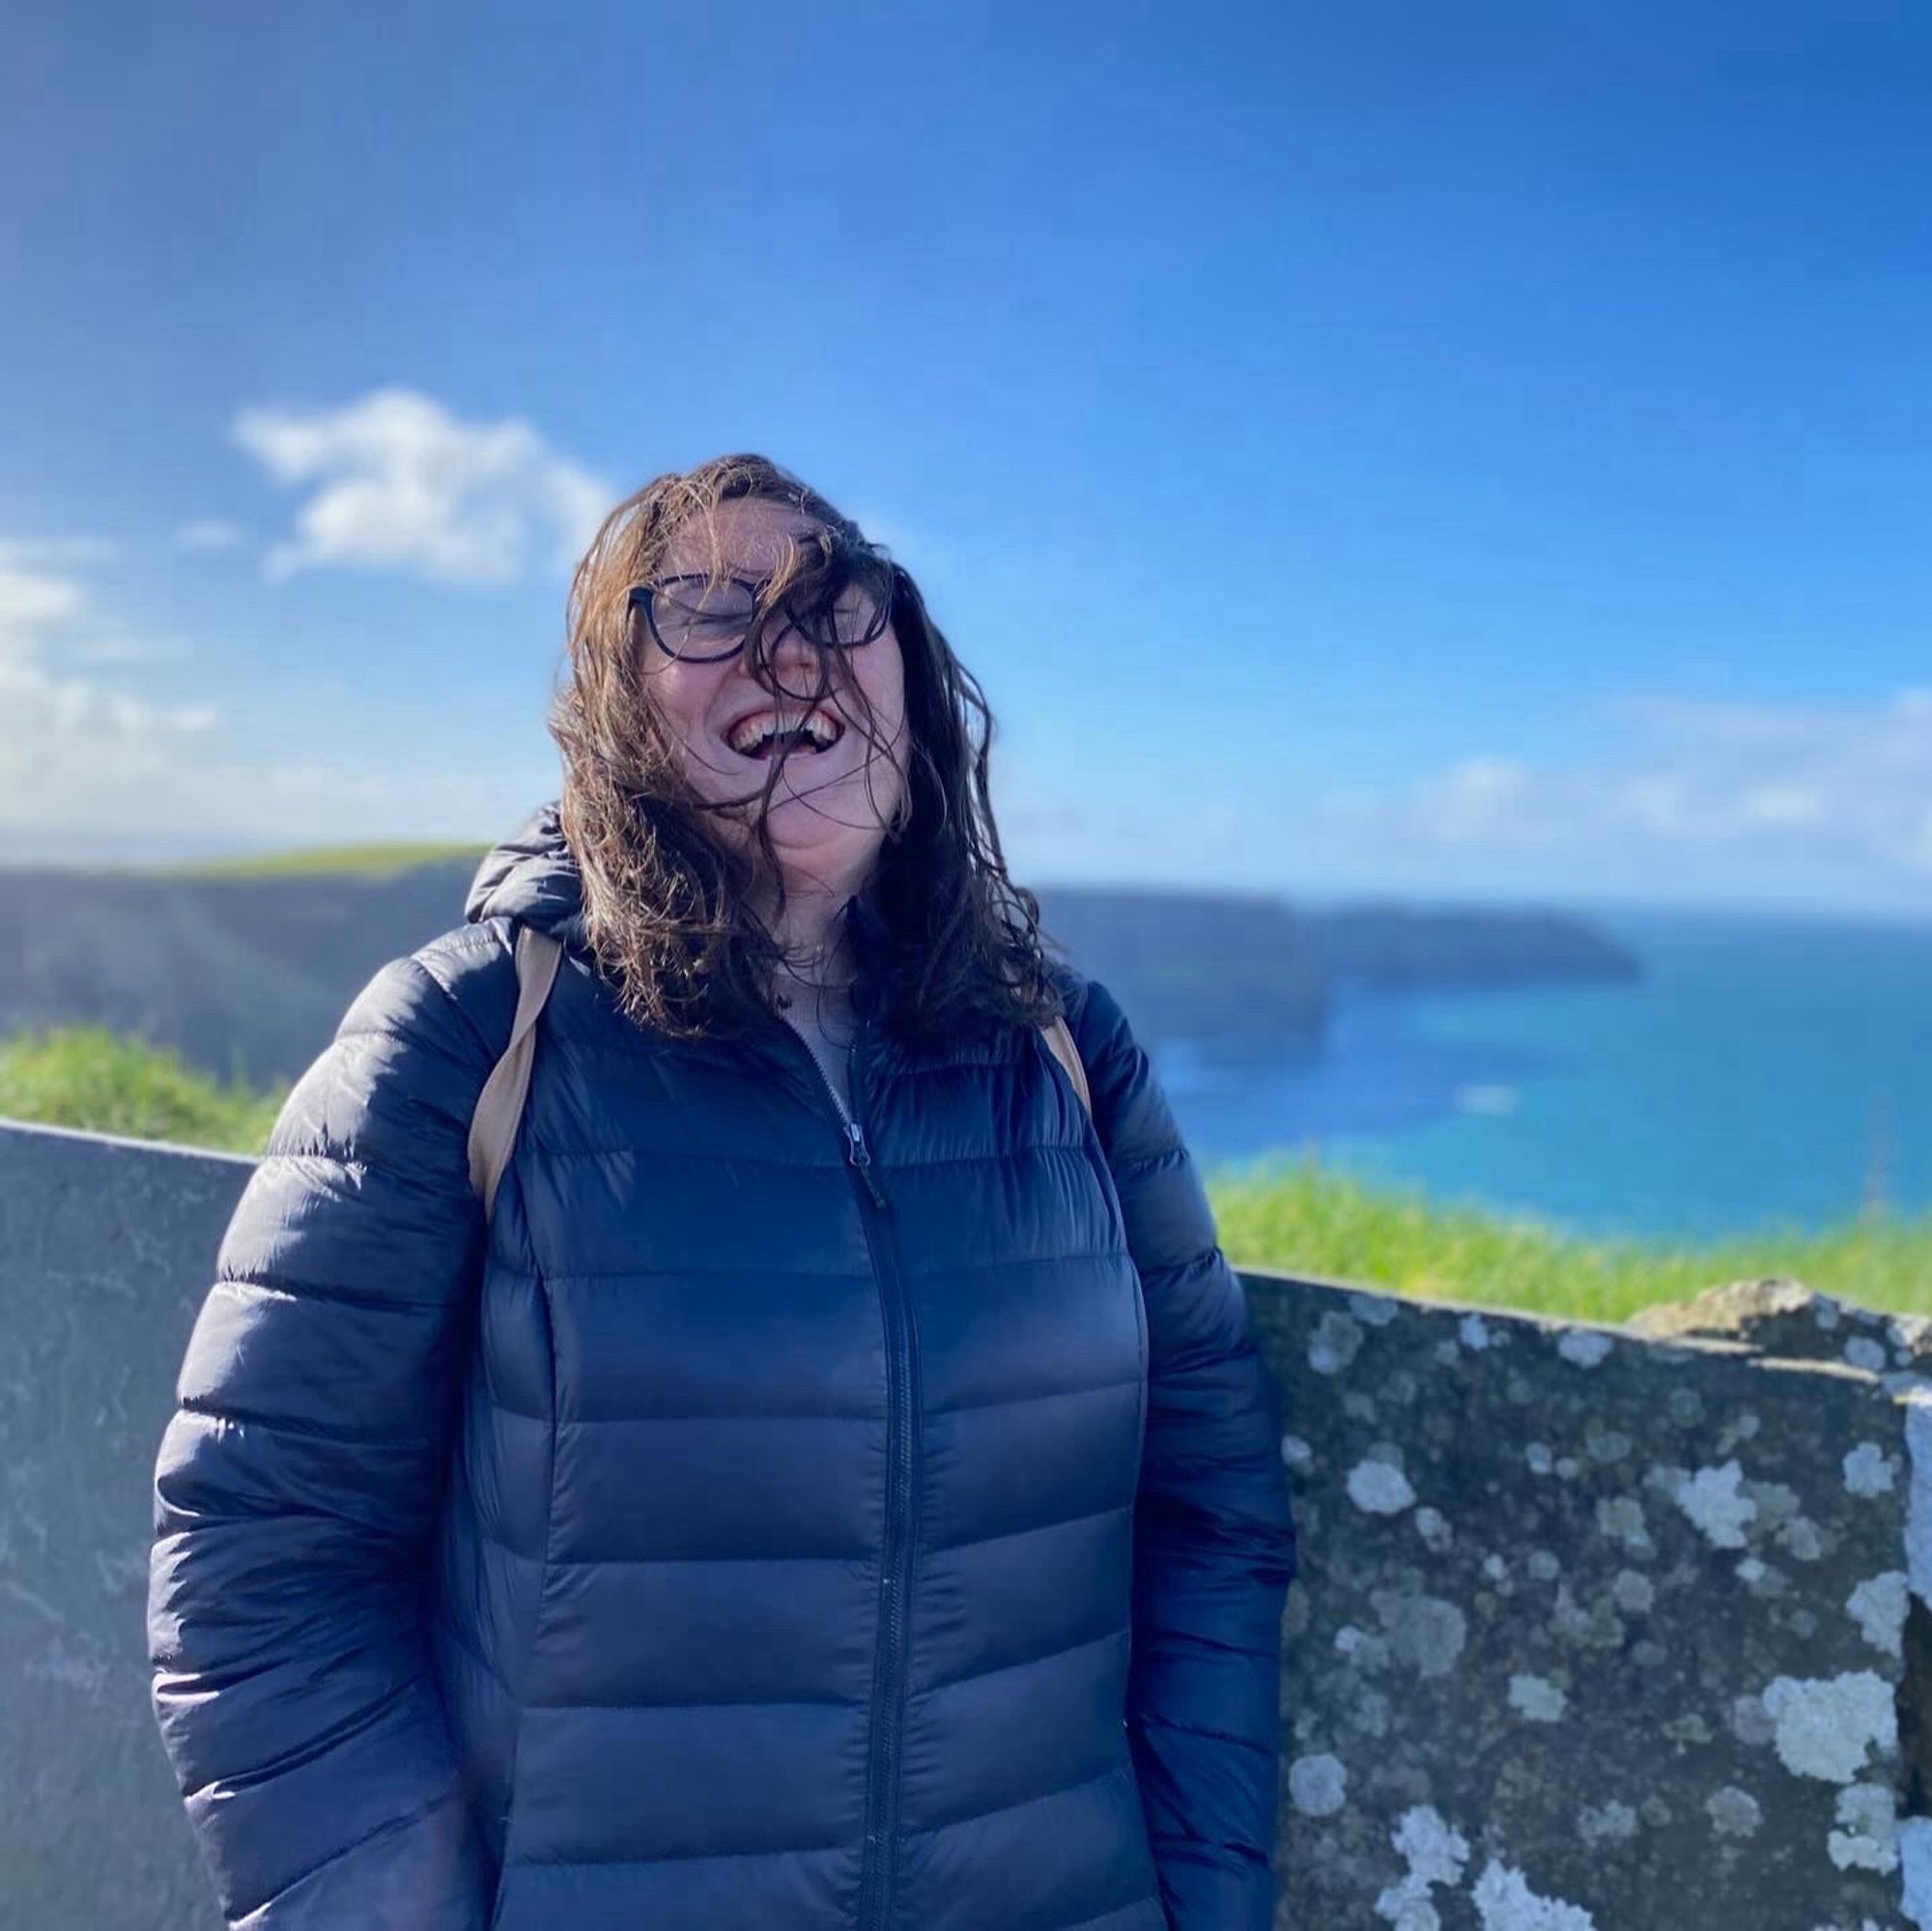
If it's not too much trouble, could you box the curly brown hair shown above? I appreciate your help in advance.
[547,453,1068,1048]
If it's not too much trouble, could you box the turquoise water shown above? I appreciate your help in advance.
[1154,906,1932,1241]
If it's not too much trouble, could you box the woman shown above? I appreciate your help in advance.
[148,454,1297,1930]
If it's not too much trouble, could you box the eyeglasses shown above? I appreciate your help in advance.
[629,555,895,664]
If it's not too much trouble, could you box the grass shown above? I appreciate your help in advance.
[0,1026,290,1154]
[154,840,491,880]
[1205,1150,1932,1322]
[4,1023,1926,1320]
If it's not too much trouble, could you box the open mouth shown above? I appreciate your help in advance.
[724,707,846,761]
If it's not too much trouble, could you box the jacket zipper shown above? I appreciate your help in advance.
[782,1013,889,1210]
[773,1011,915,1929]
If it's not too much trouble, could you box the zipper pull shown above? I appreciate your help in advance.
[844,1120,890,1209]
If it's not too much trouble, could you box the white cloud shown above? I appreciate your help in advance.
[1737,783,1826,829]
[176,518,245,553]
[66,634,192,667]
[0,548,222,841]
[0,541,549,855]
[847,506,953,575]
[0,550,220,801]
[0,540,185,667]
[0,537,118,569]
[0,554,88,634]
[234,386,613,584]
[0,656,218,742]
[1310,687,1932,907]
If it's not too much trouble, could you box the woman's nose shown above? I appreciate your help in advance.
[759,618,833,695]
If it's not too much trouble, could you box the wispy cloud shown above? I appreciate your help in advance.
[66,634,192,667]
[0,540,192,667]
[0,537,119,569]
[847,506,953,576]
[0,547,219,804]
[1313,687,1932,898]
[0,550,87,633]
[234,386,612,585]
[175,518,245,554]
[0,538,547,854]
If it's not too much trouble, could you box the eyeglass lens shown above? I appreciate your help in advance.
[644,566,890,662]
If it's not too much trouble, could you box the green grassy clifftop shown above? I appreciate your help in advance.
[6,1023,1921,1321]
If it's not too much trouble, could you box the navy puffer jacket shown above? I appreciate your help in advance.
[148,803,1297,1930]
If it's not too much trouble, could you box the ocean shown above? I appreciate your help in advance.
[1152,905,1932,1242]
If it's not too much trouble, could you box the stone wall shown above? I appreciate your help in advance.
[1,1121,249,1930]
[1,1117,1925,1928]
[1255,1269,1929,1929]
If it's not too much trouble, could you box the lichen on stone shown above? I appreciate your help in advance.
[1558,1328,1614,1368]
[1576,1799,1637,1844]
[1706,1785,1763,1838]
[1842,1441,1897,1498]
[1288,1750,1349,1817]
[1776,1518,1827,1562]
[1594,1494,1650,1551]
[1610,1568,1655,1614]
[1374,1589,1468,1677]
[1508,1673,1566,1722]
[1347,1288,1402,1326]
[1826,1781,1898,1875]
[1760,1670,1897,1783]
[1333,1623,1392,1673]
[1349,1458,1418,1515]
[1845,1571,1907,1659]
[1671,1459,1758,1548]
[1896,1813,1932,1927]
[1414,1505,1453,1550]
[1375,1804,1471,1929]
[1731,1690,1776,1747]
[1469,1857,1597,1930]
[1309,1309,1366,1375]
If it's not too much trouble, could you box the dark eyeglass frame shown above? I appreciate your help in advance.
[628,562,895,665]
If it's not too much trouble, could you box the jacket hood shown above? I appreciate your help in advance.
[465,800,594,951]
[464,798,891,1008]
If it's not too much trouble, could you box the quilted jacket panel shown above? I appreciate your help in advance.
[148,803,1297,1930]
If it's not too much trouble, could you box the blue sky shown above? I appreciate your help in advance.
[4,1,1930,918]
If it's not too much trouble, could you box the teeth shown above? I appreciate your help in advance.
[725,708,840,755]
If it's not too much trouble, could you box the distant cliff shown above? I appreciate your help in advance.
[1033,886,1331,1049]
[1034,887,1638,1051]
[1301,903,1643,990]
[0,856,1640,1087]
[0,860,487,1088]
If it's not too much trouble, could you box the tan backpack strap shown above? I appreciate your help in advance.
[468,924,564,1222]
[1039,1014,1091,1120]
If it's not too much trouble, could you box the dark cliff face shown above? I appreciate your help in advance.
[1032,886,1331,1050]
[0,859,497,1088]
[1302,905,1644,990]
[1031,887,1640,1049]
[0,848,1639,1088]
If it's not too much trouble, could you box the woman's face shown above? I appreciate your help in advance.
[644,497,909,893]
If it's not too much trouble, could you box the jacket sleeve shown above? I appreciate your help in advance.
[1069,972,1299,1931]
[147,935,505,1929]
